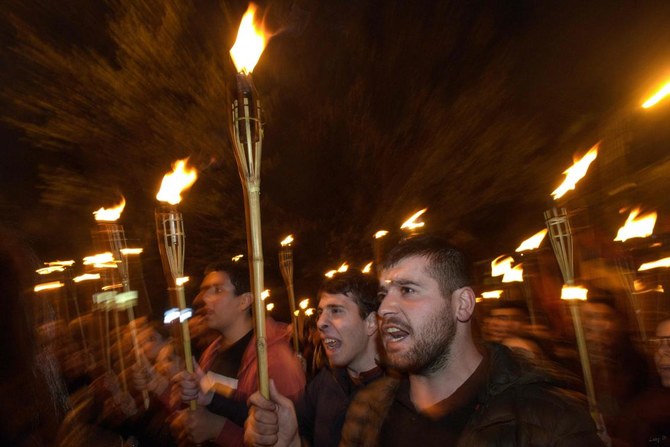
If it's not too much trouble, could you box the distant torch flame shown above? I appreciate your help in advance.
[46,260,75,267]
[614,207,657,242]
[120,248,143,255]
[642,81,670,109]
[401,209,427,230]
[73,273,101,283]
[638,257,670,271]
[551,144,599,200]
[337,262,349,273]
[266,303,275,311]
[83,252,115,265]
[362,262,373,273]
[491,255,514,277]
[305,308,315,316]
[230,3,269,74]
[176,276,190,286]
[93,197,126,222]
[280,235,294,246]
[515,229,548,252]
[482,290,502,299]
[156,159,197,205]
[374,230,389,239]
[325,270,336,278]
[34,281,64,292]
[299,298,310,310]
[36,266,65,275]
[502,263,523,283]
[561,285,588,301]
[232,254,244,262]
[261,289,270,300]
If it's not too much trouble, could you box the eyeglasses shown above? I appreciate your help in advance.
[648,337,670,351]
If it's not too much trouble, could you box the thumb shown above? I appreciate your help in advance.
[268,379,292,408]
[193,357,205,379]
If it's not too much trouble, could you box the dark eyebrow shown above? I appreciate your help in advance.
[384,279,421,288]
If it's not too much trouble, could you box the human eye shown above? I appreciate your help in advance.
[400,286,415,295]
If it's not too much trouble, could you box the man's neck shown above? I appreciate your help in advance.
[346,339,379,378]
[219,317,253,348]
[408,339,483,411]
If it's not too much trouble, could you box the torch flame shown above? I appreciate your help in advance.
[93,197,126,222]
[45,260,75,267]
[551,144,599,200]
[230,3,269,74]
[120,248,143,255]
[502,263,523,283]
[36,266,65,275]
[515,229,548,252]
[156,158,198,205]
[261,289,270,300]
[362,262,373,273]
[34,281,64,292]
[374,230,389,239]
[280,235,294,246]
[401,209,427,230]
[73,273,101,283]
[83,252,115,265]
[642,81,670,109]
[299,298,310,310]
[614,207,657,242]
[337,262,349,273]
[305,308,315,316]
[266,303,275,311]
[491,255,514,277]
[481,290,502,299]
[232,254,244,262]
[561,285,588,301]
[638,257,670,271]
[325,270,336,278]
[176,276,190,286]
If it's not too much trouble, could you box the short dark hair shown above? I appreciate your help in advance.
[383,235,471,298]
[204,261,251,296]
[318,269,380,319]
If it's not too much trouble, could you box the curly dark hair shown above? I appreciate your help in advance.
[318,269,380,318]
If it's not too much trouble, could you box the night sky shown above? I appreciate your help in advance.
[1,0,669,317]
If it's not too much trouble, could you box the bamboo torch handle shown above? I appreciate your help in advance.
[175,285,197,410]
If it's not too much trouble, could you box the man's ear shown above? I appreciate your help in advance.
[453,287,476,323]
[365,311,378,335]
[238,292,253,312]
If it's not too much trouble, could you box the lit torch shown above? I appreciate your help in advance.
[93,197,149,408]
[229,2,272,399]
[155,158,198,410]
[400,209,427,235]
[279,234,300,353]
[551,143,599,200]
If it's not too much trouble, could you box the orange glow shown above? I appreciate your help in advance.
[614,208,657,242]
[491,255,514,277]
[230,3,269,74]
[638,257,670,271]
[642,81,670,109]
[551,144,599,200]
[502,263,523,283]
[324,270,336,278]
[280,235,294,246]
[261,289,270,300]
[232,254,244,262]
[337,262,349,273]
[73,273,101,283]
[83,252,115,265]
[93,197,126,222]
[374,230,389,239]
[34,281,64,292]
[400,209,427,230]
[515,229,548,252]
[362,262,373,273]
[176,276,190,286]
[36,266,65,275]
[120,248,143,255]
[561,285,588,301]
[266,303,275,311]
[45,260,75,267]
[481,290,502,299]
[156,158,197,205]
[305,308,315,316]
[299,298,310,309]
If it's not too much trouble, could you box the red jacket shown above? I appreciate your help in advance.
[200,317,305,446]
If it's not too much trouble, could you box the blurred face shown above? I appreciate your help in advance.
[378,255,456,375]
[317,292,375,374]
[197,271,246,333]
[582,302,621,347]
[156,344,184,379]
[654,320,670,387]
[487,308,525,342]
[139,327,166,362]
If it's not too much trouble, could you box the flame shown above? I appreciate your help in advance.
[551,144,599,200]
[299,298,309,310]
[491,255,514,277]
[120,248,143,255]
[83,252,115,265]
[266,303,275,311]
[36,266,65,275]
[34,281,64,292]
[337,262,349,273]
[561,285,588,301]
[362,262,373,273]
[614,207,657,242]
[176,276,190,286]
[401,209,427,230]
[502,263,524,283]
[232,254,244,262]
[230,3,269,74]
[280,235,294,246]
[102,284,123,291]
[73,273,101,283]
[45,260,75,267]
[374,230,389,239]
[261,289,270,300]
[638,257,670,271]
[481,290,502,299]
[325,270,336,278]
[642,81,670,109]
[156,158,198,205]
[515,229,548,252]
[93,197,126,222]
[305,308,315,316]
[293,310,300,316]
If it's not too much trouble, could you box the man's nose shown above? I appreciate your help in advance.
[317,312,328,330]
[378,292,397,317]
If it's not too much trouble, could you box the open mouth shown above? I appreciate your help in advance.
[322,337,341,351]
[383,326,409,342]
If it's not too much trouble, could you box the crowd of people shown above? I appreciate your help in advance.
[2,230,670,446]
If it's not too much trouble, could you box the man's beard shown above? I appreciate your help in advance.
[385,304,456,375]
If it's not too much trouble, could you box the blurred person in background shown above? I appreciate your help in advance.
[483,301,529,343]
